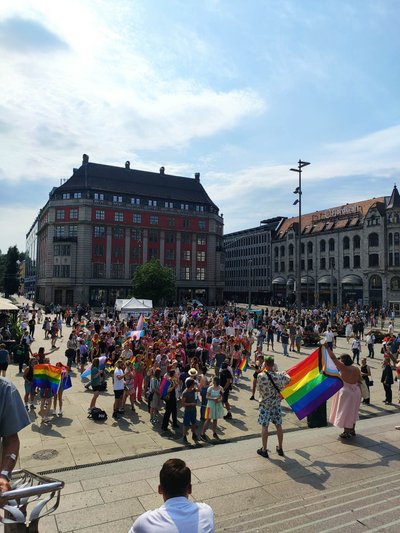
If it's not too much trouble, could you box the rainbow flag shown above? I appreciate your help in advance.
[239,358,248,372]
[205,406,211,420]
[159,377,171,397]
[281,346,343,420]
[136,314,144,330]
[33,364,62,395]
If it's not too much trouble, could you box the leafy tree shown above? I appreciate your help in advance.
[3,246,20,297]
[132,259,175,306]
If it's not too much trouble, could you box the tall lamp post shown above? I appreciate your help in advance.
[248,259,253,309]
[290,160,310,316]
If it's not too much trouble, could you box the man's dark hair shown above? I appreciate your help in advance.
[159,458,191,498]
[186,378,195,389]
[340,354,353,366]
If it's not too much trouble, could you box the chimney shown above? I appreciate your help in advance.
[159,166,165,175]
[73,168,78,174]
[125,161,130,169]
[194,172,200,182]
[82,154,89,164]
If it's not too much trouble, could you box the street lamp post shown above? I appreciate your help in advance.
[248,259,253,309]
[291,160,310,317]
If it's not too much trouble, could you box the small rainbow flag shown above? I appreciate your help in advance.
[33,364,62,395]
[159,377,171,397]
[239,358,248,372]
[205,406,211,420]
[281,346,343,420]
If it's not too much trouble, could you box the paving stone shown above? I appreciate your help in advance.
[192,473,261,500]
[73,517,136,533]
[55,497,145,532]
[98,479,154,502]
[193,463,238,482]
[54,489,103,514]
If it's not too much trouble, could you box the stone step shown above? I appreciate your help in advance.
[217,471,400,532]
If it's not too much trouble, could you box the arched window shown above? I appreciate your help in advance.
[343,236,350,250]
[395,232,400,245]
[280,245,285,257]
[369,274,382,289]
[307,241,313,254]
[288,243,294,255]
[389,233,393,246]
[320,240,326,252]
[390,277,400,291]
[353,235,361,249]
[329,238,335,251]
[368,233,379,247]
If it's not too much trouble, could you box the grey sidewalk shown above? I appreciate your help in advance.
[35,413,400,533]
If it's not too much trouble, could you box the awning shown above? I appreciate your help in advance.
[318,275,337,285]
[287,278,295,286]
[272,277,286,285]
[301,275,314,285]
[341,275,363,285]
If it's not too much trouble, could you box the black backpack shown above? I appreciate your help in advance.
[88,408,108,421]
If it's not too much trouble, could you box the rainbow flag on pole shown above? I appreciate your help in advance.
[33,364,62,395]
[238,358,248,372]
[131,330,145,341]
[281,346,343,420]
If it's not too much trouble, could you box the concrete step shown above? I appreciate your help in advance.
[217,471,400,532]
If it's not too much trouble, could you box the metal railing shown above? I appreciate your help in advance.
[0,469,64,532]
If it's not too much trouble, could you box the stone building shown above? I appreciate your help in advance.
[224,217,286,304]
[32,155,224,306]
[271,185,400,311]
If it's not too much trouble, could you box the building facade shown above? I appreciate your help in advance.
[224,217,286,304]
[271,186,400,311]
[24,215,39,300]
[33,155,224,307]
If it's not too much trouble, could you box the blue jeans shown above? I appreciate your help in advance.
[282,343,288,356]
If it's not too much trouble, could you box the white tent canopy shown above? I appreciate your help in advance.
[120,297,152,317]
[0,298,19,311]
[114,299,130,312]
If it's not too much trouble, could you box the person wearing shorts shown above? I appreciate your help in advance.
[88,357,105,412]
[113,359,125,420]
[256,356,290,458]
[181,379,198,444]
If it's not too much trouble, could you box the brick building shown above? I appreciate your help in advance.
[34,155,224,307]
[271,185,400,310]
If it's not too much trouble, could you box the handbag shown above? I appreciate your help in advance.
[369,380,374,387]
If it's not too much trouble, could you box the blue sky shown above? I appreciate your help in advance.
[1,0,400,252]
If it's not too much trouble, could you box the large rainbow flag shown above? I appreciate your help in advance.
[32,364,62,395]
[281,346,343,420]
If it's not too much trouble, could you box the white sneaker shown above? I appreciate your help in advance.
[57,410,63,416]
[395,426,400,430]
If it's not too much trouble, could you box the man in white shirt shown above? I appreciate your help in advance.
[323,327,334,350]
[129,458,214,533]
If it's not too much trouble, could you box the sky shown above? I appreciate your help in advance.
[1,0,400,252]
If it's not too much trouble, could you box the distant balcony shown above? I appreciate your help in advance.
[53,236,78,243]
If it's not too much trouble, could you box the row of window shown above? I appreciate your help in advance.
[92,226,207,245]
[274,253,381,273]
[73,192,209,212]
[56,209,78,220]
[90,263,206,281]
[275,234,380,257]
[55,226,78,238]
[92,245,206,262]
[94,210,207,229]
[54,244,71,256]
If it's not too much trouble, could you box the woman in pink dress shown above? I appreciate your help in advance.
[328,351,362,439]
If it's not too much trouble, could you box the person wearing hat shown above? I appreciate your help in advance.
[185,368,198,388]
[256,356,290,458]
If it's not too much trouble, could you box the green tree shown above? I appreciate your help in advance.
[3,246,20,297]
[132,259,175,306]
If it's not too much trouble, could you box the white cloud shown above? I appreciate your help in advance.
[0,0,266,184]
[0,206,39,252]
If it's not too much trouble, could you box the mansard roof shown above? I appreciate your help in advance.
[56,161,218,208]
